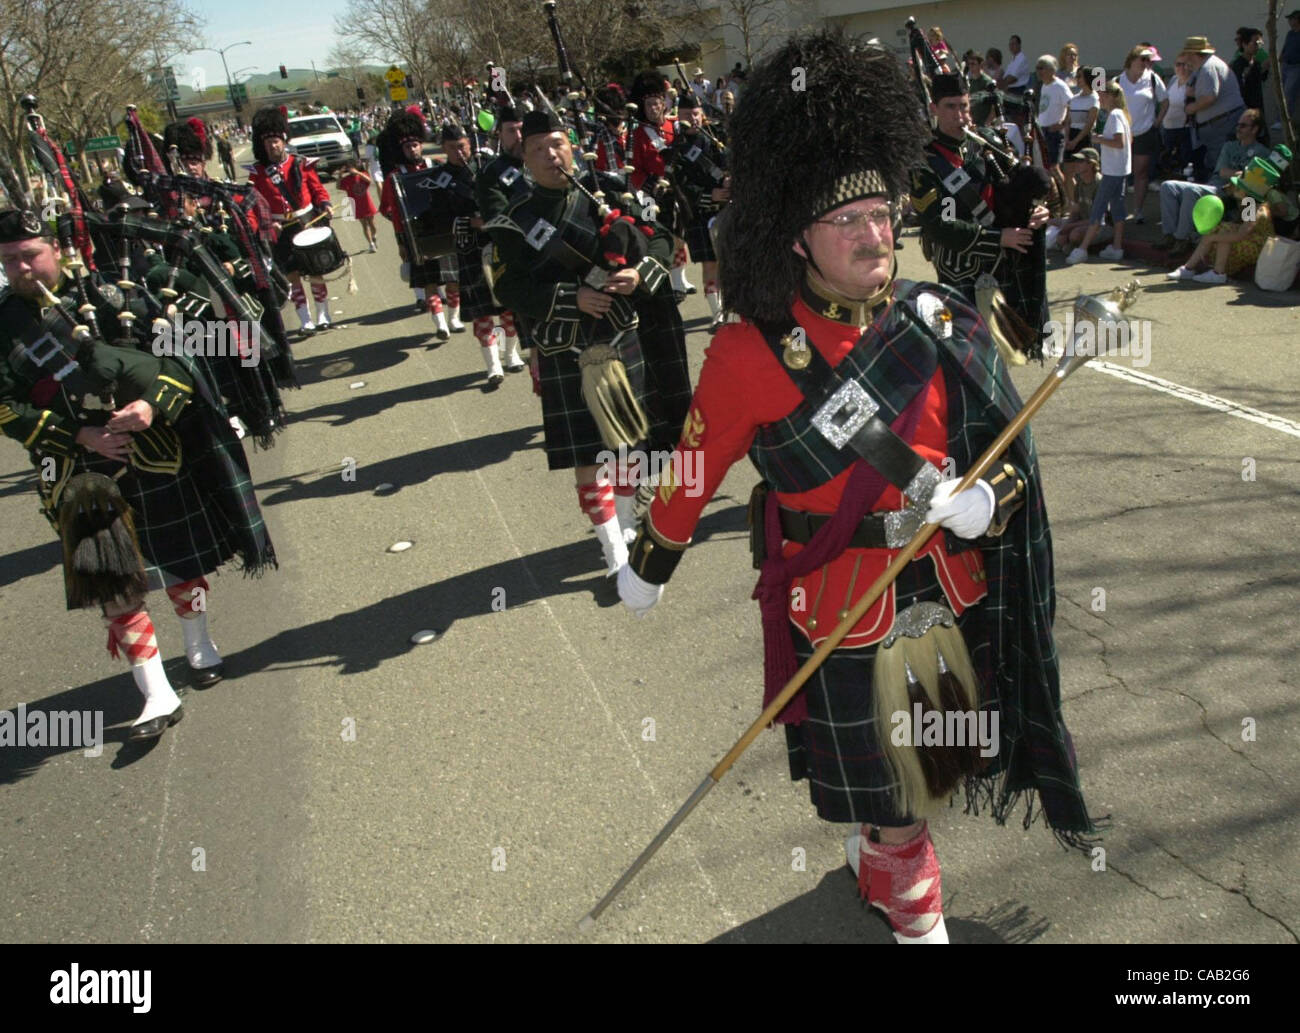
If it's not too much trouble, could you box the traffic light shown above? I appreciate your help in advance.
[279,65,288,79]
[356,87,365,101]
[405,75,414,90]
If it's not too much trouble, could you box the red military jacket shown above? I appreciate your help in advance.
[629,117,677,191]
[248,154,329,236]
[378,157,432,233]
[646,280,988,648]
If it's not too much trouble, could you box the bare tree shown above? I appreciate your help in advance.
[669,0,813,71]
[1,0,203,186]
[333,0,441,102]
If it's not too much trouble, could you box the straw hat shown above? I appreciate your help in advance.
[1179,36,1215,55]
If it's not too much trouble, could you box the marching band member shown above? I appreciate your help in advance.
[669,93,729,329]
[628,72,695,297]
[0,208,277,739]
[247,107,334,334]
[377,112,451,343]
[618,32,1097,942]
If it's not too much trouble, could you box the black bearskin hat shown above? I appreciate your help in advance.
[376,111,427,176]
[594,84,626,122]
[162,118,213,161]
[629,70,668,118]
[251,107,289,164]
[716,29,927,324]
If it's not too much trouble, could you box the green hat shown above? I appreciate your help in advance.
[1231,156,1281,201]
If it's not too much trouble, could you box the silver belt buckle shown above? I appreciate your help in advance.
[811,379,879,450]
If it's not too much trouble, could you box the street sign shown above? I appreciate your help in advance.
[227,82,249,104]
[83,136,122,153]
[389,85,408,102]
[385,66,405,85]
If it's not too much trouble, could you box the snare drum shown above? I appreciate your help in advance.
[292,226,347,276]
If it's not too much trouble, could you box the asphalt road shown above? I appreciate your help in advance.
[0,154,1296,943]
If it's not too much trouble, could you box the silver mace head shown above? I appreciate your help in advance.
[1056,278,1143,380]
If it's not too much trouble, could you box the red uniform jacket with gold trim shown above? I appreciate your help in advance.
[647,293,987,649]
[629,118,676,191]
[248,155,329,238]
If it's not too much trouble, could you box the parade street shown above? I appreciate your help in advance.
[1,149,1296,945]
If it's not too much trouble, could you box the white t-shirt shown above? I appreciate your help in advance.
[1120,68,1167,135]
[1036,77,1073,128]
[1068,91,1100,131]
[1099,109,1131,176]
[1163,78,1190,129]
[1002,121,1026,155]
[1004,51,1031,88]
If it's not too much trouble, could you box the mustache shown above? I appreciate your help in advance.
[852,243,892,259]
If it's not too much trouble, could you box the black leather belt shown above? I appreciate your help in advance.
[779,506,892,548]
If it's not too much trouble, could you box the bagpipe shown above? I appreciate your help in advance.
[119,105,297,392]
[539,2,692,236]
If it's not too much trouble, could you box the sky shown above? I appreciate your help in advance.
[173,1,382,90]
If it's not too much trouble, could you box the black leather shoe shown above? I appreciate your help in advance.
[190,663,224,688]
[128,705,184,741]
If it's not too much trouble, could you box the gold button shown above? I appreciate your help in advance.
[837,609,849,621]
[807,618,818,630]
[1016,478,1025,494]
[1003,463,1015,477]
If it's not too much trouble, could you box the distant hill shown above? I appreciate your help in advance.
[174,65,393,102]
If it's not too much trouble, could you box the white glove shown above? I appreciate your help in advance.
[924,478,996,539]
[618,564,663,618]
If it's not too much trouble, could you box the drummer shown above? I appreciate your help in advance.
[248,106,336,334]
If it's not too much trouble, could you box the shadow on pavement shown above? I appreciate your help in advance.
[0,539,61,589]
[0,657,195,783]
[257,424,543,505]
[708,868,1040,942]
[289,370,485,426]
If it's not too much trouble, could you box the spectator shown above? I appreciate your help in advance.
[1157,108,1270,256]
[1167,172,1292,284]
[1283,11,1300,127]
[1161,55,1196,177]
[927,27,959,73]
[1058,43,1081,91]
[1067,79,1130,264]
[690,67,711,103]
[719,90,736,118]
[1035,56,1073,206]
[1046,147,1107,252]
[1001,35,1031,96]
[964,50,995,91]
[1119,46,1167,224]
[337,159,379,252]
[1061,66,1101,206]
[984,47,1005,85]
[1230,29,1269,118]
[1182,35,1245,182]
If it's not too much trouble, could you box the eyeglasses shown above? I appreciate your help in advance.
[816,205,894,239]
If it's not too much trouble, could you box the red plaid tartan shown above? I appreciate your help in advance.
[577,482,616,524]
[105,609,160,664]
[858,822,944,938]
[165,576,209,617]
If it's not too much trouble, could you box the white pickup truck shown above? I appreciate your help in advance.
[286,113,352,178]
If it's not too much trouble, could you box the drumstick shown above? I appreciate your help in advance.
[300,209,332,230]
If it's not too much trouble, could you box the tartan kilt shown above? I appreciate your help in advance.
[683,213,717,263]
[537,331,647,470]
[408,254,458,289]
[46,408,276,606]
[784,557,994,826]
[454,245,500,320]
[633,293,693,453]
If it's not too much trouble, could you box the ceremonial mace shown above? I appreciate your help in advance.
[578,281,1143,929]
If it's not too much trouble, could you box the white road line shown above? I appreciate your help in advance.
[1089,361,1300,440]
